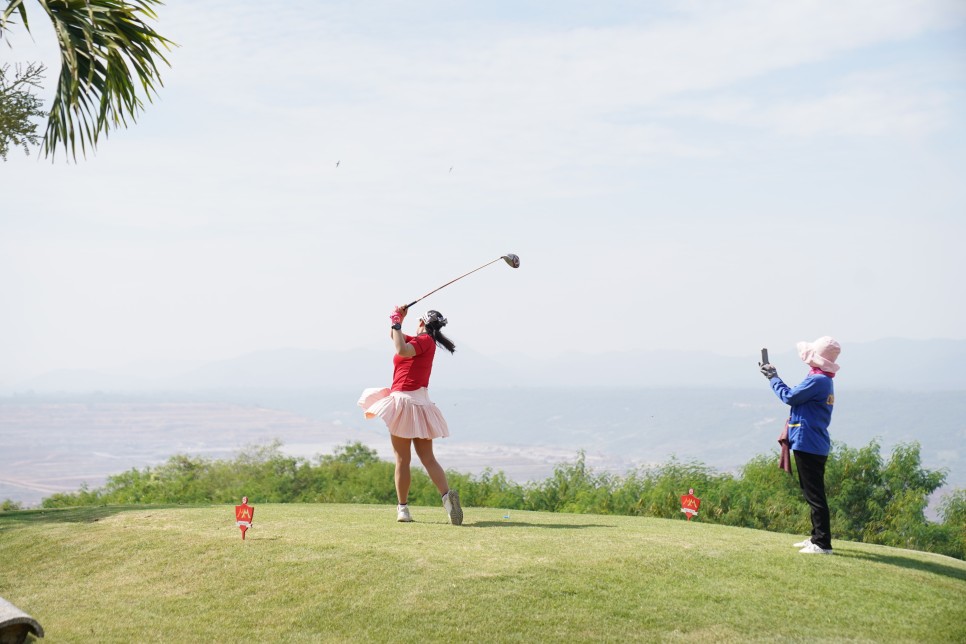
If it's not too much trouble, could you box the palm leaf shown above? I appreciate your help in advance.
[9,0,174,160]
[1,1,31,32]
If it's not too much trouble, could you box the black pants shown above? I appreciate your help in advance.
[793,450,831,550]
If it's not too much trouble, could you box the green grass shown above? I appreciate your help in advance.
[1,504,964,642]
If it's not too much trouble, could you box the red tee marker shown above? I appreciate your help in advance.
[235,496,254,540]
[680,488,701,521]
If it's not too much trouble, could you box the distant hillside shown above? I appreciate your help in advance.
[8,338,966,393]
[502,337,966,390]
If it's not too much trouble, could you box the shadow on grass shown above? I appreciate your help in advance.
[0,505,203,527]
[839,550,966,582]
[468,520,615,529]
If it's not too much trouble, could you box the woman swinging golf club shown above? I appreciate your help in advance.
[357,306,463,525]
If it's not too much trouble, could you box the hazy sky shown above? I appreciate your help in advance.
[2,0,965,386]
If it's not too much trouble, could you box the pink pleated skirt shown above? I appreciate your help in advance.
[357,387,450,440]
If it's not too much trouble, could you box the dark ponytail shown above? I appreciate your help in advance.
[422,310,456,354]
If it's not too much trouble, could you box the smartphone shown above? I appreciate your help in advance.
[760,348,769,365]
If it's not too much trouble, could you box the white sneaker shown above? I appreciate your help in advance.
[793,539,812,548]
[799,542,833,555]
[442,490,463,526]
[396,505,412,522]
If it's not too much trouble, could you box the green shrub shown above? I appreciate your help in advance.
[38,439,964,560]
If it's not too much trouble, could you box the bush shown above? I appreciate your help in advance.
[37,439,964,560]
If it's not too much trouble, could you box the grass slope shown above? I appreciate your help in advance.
[1,504,964,642]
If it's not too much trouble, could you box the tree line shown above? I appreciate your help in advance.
[19,439,966,560]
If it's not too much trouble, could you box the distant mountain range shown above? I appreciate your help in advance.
[6,338,966,393]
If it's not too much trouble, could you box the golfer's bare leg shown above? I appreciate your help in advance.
[413,438,449,495]
[390,434,413,504]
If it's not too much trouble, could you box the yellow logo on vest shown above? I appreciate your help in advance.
[827,394,835,405]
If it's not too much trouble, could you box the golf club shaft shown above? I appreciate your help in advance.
[405,257,505,309]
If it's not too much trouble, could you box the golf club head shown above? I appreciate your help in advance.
[502,253,521,268]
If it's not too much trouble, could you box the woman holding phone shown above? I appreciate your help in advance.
[760,336,841,554]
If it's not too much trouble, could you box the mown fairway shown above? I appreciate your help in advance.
[1,504,964,642]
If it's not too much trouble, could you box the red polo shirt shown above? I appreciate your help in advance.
[391,334,437,391]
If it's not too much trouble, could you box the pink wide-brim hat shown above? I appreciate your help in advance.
[797,336,841,373]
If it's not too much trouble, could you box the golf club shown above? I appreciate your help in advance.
[405,253,520,309]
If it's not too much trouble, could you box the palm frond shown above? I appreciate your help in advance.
[23,0,174,160]
[1,1,31,33]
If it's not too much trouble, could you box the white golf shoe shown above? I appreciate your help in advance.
[792,539,812,548]
[442,490,463,526]
[396,505,412,522]
[799,542,833,555]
